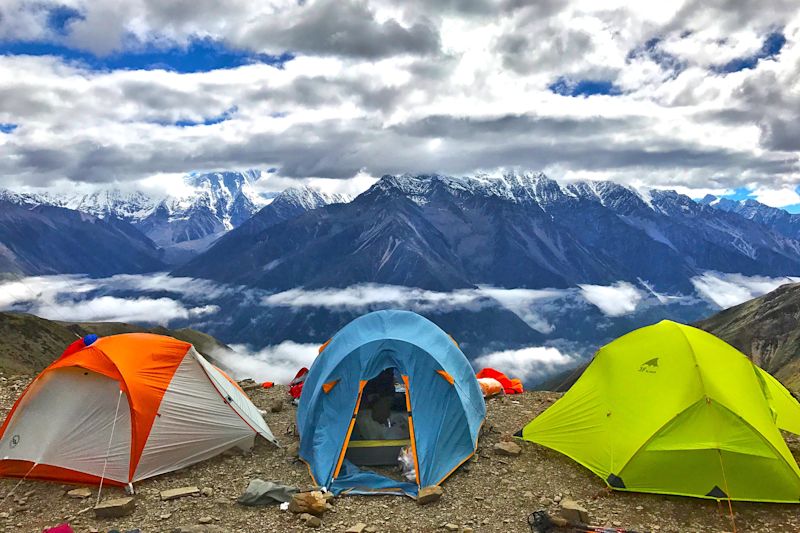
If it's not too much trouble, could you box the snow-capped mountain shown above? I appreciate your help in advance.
[177,172,800,292]
[175,186,352,275]
[701,195,800,241]
[1,171,284,263]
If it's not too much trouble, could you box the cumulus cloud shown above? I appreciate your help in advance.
[0,2,799,192]
[473,345,577,383]
[212,342,320,384]
[690,271,800,309]
[578,282,645,317]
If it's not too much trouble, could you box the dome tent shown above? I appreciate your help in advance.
[0,333,277,486]
[518,320,800,503]
[297,310,485,497]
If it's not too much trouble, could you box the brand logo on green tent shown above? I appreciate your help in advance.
[638,357,658,374]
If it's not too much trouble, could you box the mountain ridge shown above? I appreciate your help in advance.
[176,172,800,292]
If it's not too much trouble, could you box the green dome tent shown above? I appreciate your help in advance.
[518,320,800,503]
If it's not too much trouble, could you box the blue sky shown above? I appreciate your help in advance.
[0,1,797,205]
[0,38,293,73]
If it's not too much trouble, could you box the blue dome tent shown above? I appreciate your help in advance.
[297,310,486,497]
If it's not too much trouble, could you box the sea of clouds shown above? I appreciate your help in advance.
[0,271,796,384]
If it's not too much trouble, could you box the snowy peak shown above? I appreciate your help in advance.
[273,185,351,211]
[703,194,800,241]
[368,172,661,211]
[369,171,566,206]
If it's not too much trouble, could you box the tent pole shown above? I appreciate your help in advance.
[96,389,123,506]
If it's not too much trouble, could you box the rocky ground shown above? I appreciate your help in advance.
[1,375,799,533]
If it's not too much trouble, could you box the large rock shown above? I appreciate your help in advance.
[161,486,200,501]
[94,497,135,518]
[493,441,522,456]
[288,491,327,516]
[417,485,443,505]
[560,498,590,524]
[345,524,367,533]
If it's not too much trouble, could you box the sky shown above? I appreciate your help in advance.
[0,1,799,209]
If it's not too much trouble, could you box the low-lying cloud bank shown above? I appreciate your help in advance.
[0,270,794,329]
[0,274,221,324]
[690,272,800,309]
[474,345,578,385]
[1,270,797,385]
[212,341,320,384]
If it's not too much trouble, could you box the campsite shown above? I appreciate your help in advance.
[2,2,800,531]
[0,312,799,532]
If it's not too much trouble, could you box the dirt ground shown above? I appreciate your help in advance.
[0,376,799,533]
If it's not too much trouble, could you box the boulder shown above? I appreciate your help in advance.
[560,498,590,524]
[417,485,443,505]
[93,497,135,518]
[493,441,522,456]
[444,524,459,531]
[270,400,284,413]
[288,491,327,516]
[160,486,200,501]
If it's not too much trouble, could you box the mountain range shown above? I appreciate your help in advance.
[701,194,800,241]
[0,173,350,273]
[176,172,800,293]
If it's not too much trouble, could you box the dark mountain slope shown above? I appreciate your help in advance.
[0,201,164,276]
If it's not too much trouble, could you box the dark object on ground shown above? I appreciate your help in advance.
[237,479,299,506]
[528,510,649,533]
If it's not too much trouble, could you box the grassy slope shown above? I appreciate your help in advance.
[0,312,230,375]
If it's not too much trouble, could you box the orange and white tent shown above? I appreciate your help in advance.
[0,333,277,486]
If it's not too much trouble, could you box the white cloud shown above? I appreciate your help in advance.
[579,282,644,317]
[473,345,577,383]
[261,284,484,310]
[751,186,800,208]
[690,271,800,309]
[0,2,799,192]
[0,273,225,325]
[213,341,320,384]
[33,296,218,324]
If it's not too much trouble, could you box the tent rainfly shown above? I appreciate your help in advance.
[519,320,800,503]
[297,310,486,497]
[0,333,277,487]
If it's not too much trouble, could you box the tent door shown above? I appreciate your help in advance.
[333,370,420,485]
[332,380,368,479]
